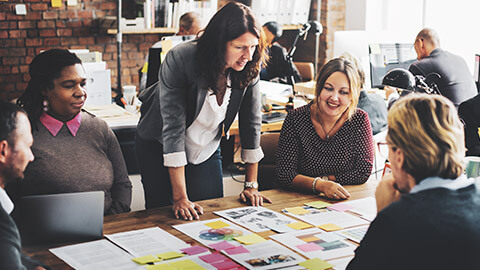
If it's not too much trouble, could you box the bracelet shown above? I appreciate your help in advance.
[312,177,321,194]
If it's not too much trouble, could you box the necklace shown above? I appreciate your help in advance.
[314,105,342,140]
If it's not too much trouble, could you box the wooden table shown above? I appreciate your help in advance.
[23,182,378,269]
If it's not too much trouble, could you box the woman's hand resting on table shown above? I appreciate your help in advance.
[172,198,203,220]
[240,188,272,206]
[318,180,350,200]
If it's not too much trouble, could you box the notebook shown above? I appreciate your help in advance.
[14,191,104,244]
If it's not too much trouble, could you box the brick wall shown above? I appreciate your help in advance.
[0,0,345,101]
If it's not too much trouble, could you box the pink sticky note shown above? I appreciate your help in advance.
[297,242,324,252]
[209,240,237,251]
[328,203,354,212]
[211,259,240,270]
[225,245,250,255]
[199,252,227,263]
[181,245,209,255]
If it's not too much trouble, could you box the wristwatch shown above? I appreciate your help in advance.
[244,181,259,189]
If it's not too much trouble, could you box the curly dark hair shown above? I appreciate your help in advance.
[196,2,268,94]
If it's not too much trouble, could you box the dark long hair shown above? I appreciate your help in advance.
[196,2,267,93]
[17,49,82,128]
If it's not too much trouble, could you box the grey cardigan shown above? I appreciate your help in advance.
[137,41,263,161]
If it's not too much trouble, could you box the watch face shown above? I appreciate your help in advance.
[245,182,258,189]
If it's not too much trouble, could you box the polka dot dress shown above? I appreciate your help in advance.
[275,102,374,188]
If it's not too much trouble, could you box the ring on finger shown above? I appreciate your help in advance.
[333,193,338,197]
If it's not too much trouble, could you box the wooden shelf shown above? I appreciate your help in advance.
[107,27,177,35]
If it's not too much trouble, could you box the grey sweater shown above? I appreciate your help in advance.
[16,112,132,215]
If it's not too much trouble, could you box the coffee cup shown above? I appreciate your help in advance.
[465,156,480,178]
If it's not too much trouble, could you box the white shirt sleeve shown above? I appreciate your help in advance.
[241,147,264,164]
[163,152,188,167]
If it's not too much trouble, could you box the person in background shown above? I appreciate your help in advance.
[260,21,302,84]
[347,94,480,269]
[408,28,477,108]
[13,49,132,215]
[135,2,271,220]
[340,52,387,135]
[275,58,374,200]
[458,93,480,156]
[139,12,204,91]
[0,100,47,270]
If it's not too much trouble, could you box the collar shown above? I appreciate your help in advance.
[410,174,474,194]
[429,48,443,56]
[40,112,82,137]
[0,188,14,214]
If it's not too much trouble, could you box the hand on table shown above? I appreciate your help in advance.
[240,188,272,206]
[320,180,350,200]
[375,173,402,213]
[172,198,203,220]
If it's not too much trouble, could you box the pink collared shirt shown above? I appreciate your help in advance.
[39,112,82,137]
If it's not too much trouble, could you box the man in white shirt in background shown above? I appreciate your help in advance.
[139,12,204,90]
[0,100,46,270]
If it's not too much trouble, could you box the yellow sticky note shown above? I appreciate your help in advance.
[145,264,176,270]
[205,220,230,229]
[234,233,267,245]
[318,223,343,232]
[300,236,320,243]
[305,201,332,209]
[132,254,162,265]
[285,206,310,215]
[287,221,314,230]
[169,259,205,269]
[157,251,184,260]
[298,257,334,270]
[51,0,61,8]
[477,127,480,137]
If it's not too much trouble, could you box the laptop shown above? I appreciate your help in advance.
[14,191,104,244]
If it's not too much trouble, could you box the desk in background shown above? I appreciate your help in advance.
[23,182,377,269]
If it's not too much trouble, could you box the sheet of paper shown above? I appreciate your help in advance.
[173,218,252,247]
[105,227,189,257]
[66,0,77,6]
[215,206,297,232]
[269,228,356,260]
[222,240,305,270]
[334,225,370,244]
[327,256,354,270]
[49,239,143,270]
[283,206,369,229]
[340,197,377,222]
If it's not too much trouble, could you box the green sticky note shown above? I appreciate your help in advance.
[284,206,310,215]
[204,220,230,229]
[287,221,314,230]
[169,259,205,269]
[233,233,267,245]
[298,257,334,270]
[132,254,162,265]
[145,263,176,270]
[305,201,332,209]
[157,251,184,260]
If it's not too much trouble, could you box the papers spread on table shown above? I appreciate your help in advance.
[104,227,190,257]
[334,225,369,244]
[269,227,357,261]
[172,218,253,248]
[222,240,305,270]
[339,197,377,222]
[49,239,143,270]
[214,206,297,232]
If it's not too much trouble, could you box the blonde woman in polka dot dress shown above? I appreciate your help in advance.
[276,58,374,200]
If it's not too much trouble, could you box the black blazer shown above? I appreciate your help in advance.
[459,93,480,156]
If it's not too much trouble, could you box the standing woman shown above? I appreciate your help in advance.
[276,58,374,199]
[15,49,132,215]
[136,2,271,220]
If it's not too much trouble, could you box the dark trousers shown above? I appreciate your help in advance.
[135,134,223,209]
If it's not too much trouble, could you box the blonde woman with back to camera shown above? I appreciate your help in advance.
[347,94,480,269]
[275,58,374,199]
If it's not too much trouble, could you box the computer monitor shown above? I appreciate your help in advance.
[369,43,417,88]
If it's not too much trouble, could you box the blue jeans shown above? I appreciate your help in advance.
[135,134,223,209]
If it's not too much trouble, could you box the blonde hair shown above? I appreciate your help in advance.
[387,94,465,182]
[315,58,361,119]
